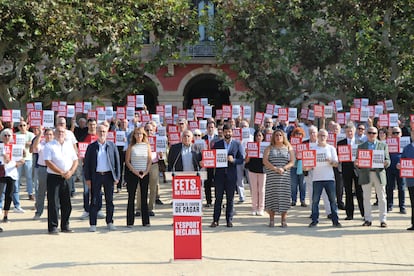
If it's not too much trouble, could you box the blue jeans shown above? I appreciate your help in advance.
[290,168,305,203]
[386,168,405,209]
[311,180,339,224]
[17,159,33,196]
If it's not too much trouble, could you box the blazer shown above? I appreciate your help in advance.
[167,143,201,172]
[202,134,219,149]
[337,138,358,177]
[213,139,244,181]
[84,140,121,183]
[357,141,390,185]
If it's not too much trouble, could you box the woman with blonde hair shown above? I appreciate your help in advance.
[263,129,295,227]
[125,127,152,227]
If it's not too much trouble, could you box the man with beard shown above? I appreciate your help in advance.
[210,124,244,228]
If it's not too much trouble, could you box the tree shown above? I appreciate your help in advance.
[212,0,414,113]
[0,0,199,107]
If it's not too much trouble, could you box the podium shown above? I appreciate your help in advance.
[171,172,204,260]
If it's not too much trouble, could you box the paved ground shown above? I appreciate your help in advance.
[1,180,414,275]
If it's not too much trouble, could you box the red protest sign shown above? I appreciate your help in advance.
[302,150,316,167]
[337,145,352,162]
[386,137,400,153]
[400,158,414,178]
[202,150,216,168]
[246,142,259,158]
[357,149,372,168]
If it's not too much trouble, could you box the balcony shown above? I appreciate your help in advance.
[182,42,217,57]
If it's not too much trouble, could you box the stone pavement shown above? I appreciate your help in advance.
[1,180,414,275]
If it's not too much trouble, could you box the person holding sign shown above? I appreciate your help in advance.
[0,129,25,225]
[31,128,54,220]
[263,129,295,228]
[210,124,244,228]
[396,128,414,230]
[386,126,406,214]
[245,130,266,216]
[307,129,342,228]
[356,127,390,228]
[289,127,307,207]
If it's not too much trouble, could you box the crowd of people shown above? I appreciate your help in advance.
[0,107,414,233]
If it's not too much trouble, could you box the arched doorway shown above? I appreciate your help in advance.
[183,74,230,115]
[119,76,159,114]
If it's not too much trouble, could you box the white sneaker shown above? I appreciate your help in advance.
[14,207,25,213]
[257,211,264,216]
[89,225,96,232]
[252,211,257,216]
[107,223,117,231]
[97,211,105,219]
[80,211,89,220]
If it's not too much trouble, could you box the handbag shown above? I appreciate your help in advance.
[158,160,166,172]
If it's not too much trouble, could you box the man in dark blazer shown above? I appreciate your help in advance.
[84,123,121,232]
[356,126,390,228]
[210,124,244,228]
[337,123,364,220]
[167,130,201,173]
[202,121,218,207]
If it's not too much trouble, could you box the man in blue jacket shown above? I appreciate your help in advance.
[210,124,244,228]
[84,124,120,232]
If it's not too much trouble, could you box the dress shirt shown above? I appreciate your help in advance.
[96,142,111,172]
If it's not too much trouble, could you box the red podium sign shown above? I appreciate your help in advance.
[172,175,202,260]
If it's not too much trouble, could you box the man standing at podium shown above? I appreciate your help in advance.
[167,130,201,173]
[210,124,244,228]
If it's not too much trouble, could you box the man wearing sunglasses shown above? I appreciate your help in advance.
[386,126,406,214]
[356,127,390,228]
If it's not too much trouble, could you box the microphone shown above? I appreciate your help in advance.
[171,150,181,177]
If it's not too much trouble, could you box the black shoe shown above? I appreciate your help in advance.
[380,222,387,228]
[344,216,353,220]
[61,228,75,233]
[226,221,233,227]
[333,222,342,228]
[362,221,372,226]
[204,203,212,208]
[387,207,392,212]
[135,211,141,217]
[49,227,59,235]
[0,227,3,232]
[327,214,333,219]
[373,201,378,206]
[407,226,414,231]
[210,221,219,228]
[149,211,155,216]
[309,222,318,228]
[291,202,296,206]
[300,201,307,207]
[2,217,8,223]
[400,208,407,214]
[156,199,164,205]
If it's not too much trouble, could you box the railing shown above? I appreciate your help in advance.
[182,42,217,57]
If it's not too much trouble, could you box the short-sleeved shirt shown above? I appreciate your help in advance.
[43,139,78,175]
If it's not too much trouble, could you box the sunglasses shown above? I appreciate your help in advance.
[358,128,365,130]
[20,124,27,127]
[4,134,11,137]
[392,132,400,135]
[367,132,377,135]
[194,134,201,136]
